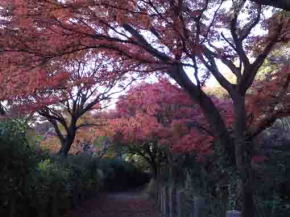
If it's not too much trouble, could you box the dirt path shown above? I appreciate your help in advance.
[65,191,160,217]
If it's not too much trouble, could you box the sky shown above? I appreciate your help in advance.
[104,2,276,109]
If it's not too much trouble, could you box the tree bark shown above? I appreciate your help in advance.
[232,94,255,217]
[150,161,158,179]
[170,64,256,216]
[170,65,233,153]
[58,126,77,157]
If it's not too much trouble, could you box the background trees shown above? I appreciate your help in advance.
[103,79,207,177]
[100,79,235,177]
[0,1,290,216]
[4,53,130,156]
[35,55,129,156]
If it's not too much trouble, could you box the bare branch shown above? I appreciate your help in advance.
[240,24,283,93]
[250,0,290,11]
[201,47,235,92]
[123,24,171,62]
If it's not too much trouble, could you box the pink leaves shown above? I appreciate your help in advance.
[251,155,267,164]
[105,79,217,157]
[107,79,239,157]
[247,66,290,129]
[172,130,213,155]
[112,114,161,144]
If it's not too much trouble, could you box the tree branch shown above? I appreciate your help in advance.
[250,0,290,11]
[240,24,283,93]
[122,24,171,62]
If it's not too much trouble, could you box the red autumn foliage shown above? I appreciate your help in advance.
[247,66,290,136]
[0,1,290,215]
[103,79,234,158]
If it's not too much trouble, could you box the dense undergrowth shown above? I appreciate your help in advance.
[2,119,290,217]
[155,152,290,217]
[0,120,149,217]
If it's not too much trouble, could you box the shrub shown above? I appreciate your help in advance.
[26,154,104,217]
[0,119,104,217]
[53,153,103,205]
[0,119,38,217]
[27,159,71,217]
[99,158,150,191]
[255,150,290,217]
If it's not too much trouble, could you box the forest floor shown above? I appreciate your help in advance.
[65,190,160,217]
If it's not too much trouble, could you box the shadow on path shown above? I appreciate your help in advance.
[65,190,160,217]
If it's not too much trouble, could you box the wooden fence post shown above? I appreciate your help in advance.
[176,190,185,217]
[161,186,167,216]
[168,186,177,217]
[226,210,241,217]
[193,196,205,217]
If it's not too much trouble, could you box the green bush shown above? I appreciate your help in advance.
[0,119,150,217]
[26,154,104,217]
[53,154,103,206]
[27,159,71,217]
[255,150,290,217]
[0,119,38,217]
[0,119,104,217]
[99,158,150,191]
[156,150,290,217]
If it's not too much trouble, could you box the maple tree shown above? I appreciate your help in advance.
[40,111,113,156]
[102,79,212,177]
[24,55,129,156]
[37,61,105,156]
[1,1,290,216]
[108,80,235,178]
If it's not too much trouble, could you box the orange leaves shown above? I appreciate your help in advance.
[102,79,216,156]
[40,136,61,153]
[50,7,73,21]
[109,114,161,144]
[247,66,290,132]
[172,130,213,156]
[248,67,290,111]
[2,0,287,160]
[0,53,67,102]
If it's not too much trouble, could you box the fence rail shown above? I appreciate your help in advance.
[155,184,241,217]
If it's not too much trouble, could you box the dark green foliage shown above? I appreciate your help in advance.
[0,119,38,217]
[26,158,71,217]
[157,154,232,217]
[255,150,290,217]
[53,153,103,205]
[0,119,150,217]
[0,120,103,217]
[157,150,290,217]
[99,159,151,191]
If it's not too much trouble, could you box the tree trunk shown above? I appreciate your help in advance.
[170,65,233,155]
[170,65,255,216]
[58,129,76,157]
[233,94,255,217]
[149,158,158,179]
[9,196,16,217]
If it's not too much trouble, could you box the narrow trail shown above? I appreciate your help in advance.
[65,191,160,217]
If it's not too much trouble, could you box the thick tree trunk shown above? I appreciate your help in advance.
[170,65,255,216]
[151,161,158,179]
[170,65,233,154]
[58,136,74,156]
[135,146,159,178]
[233,94,255,217]
[58,128,76,157]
